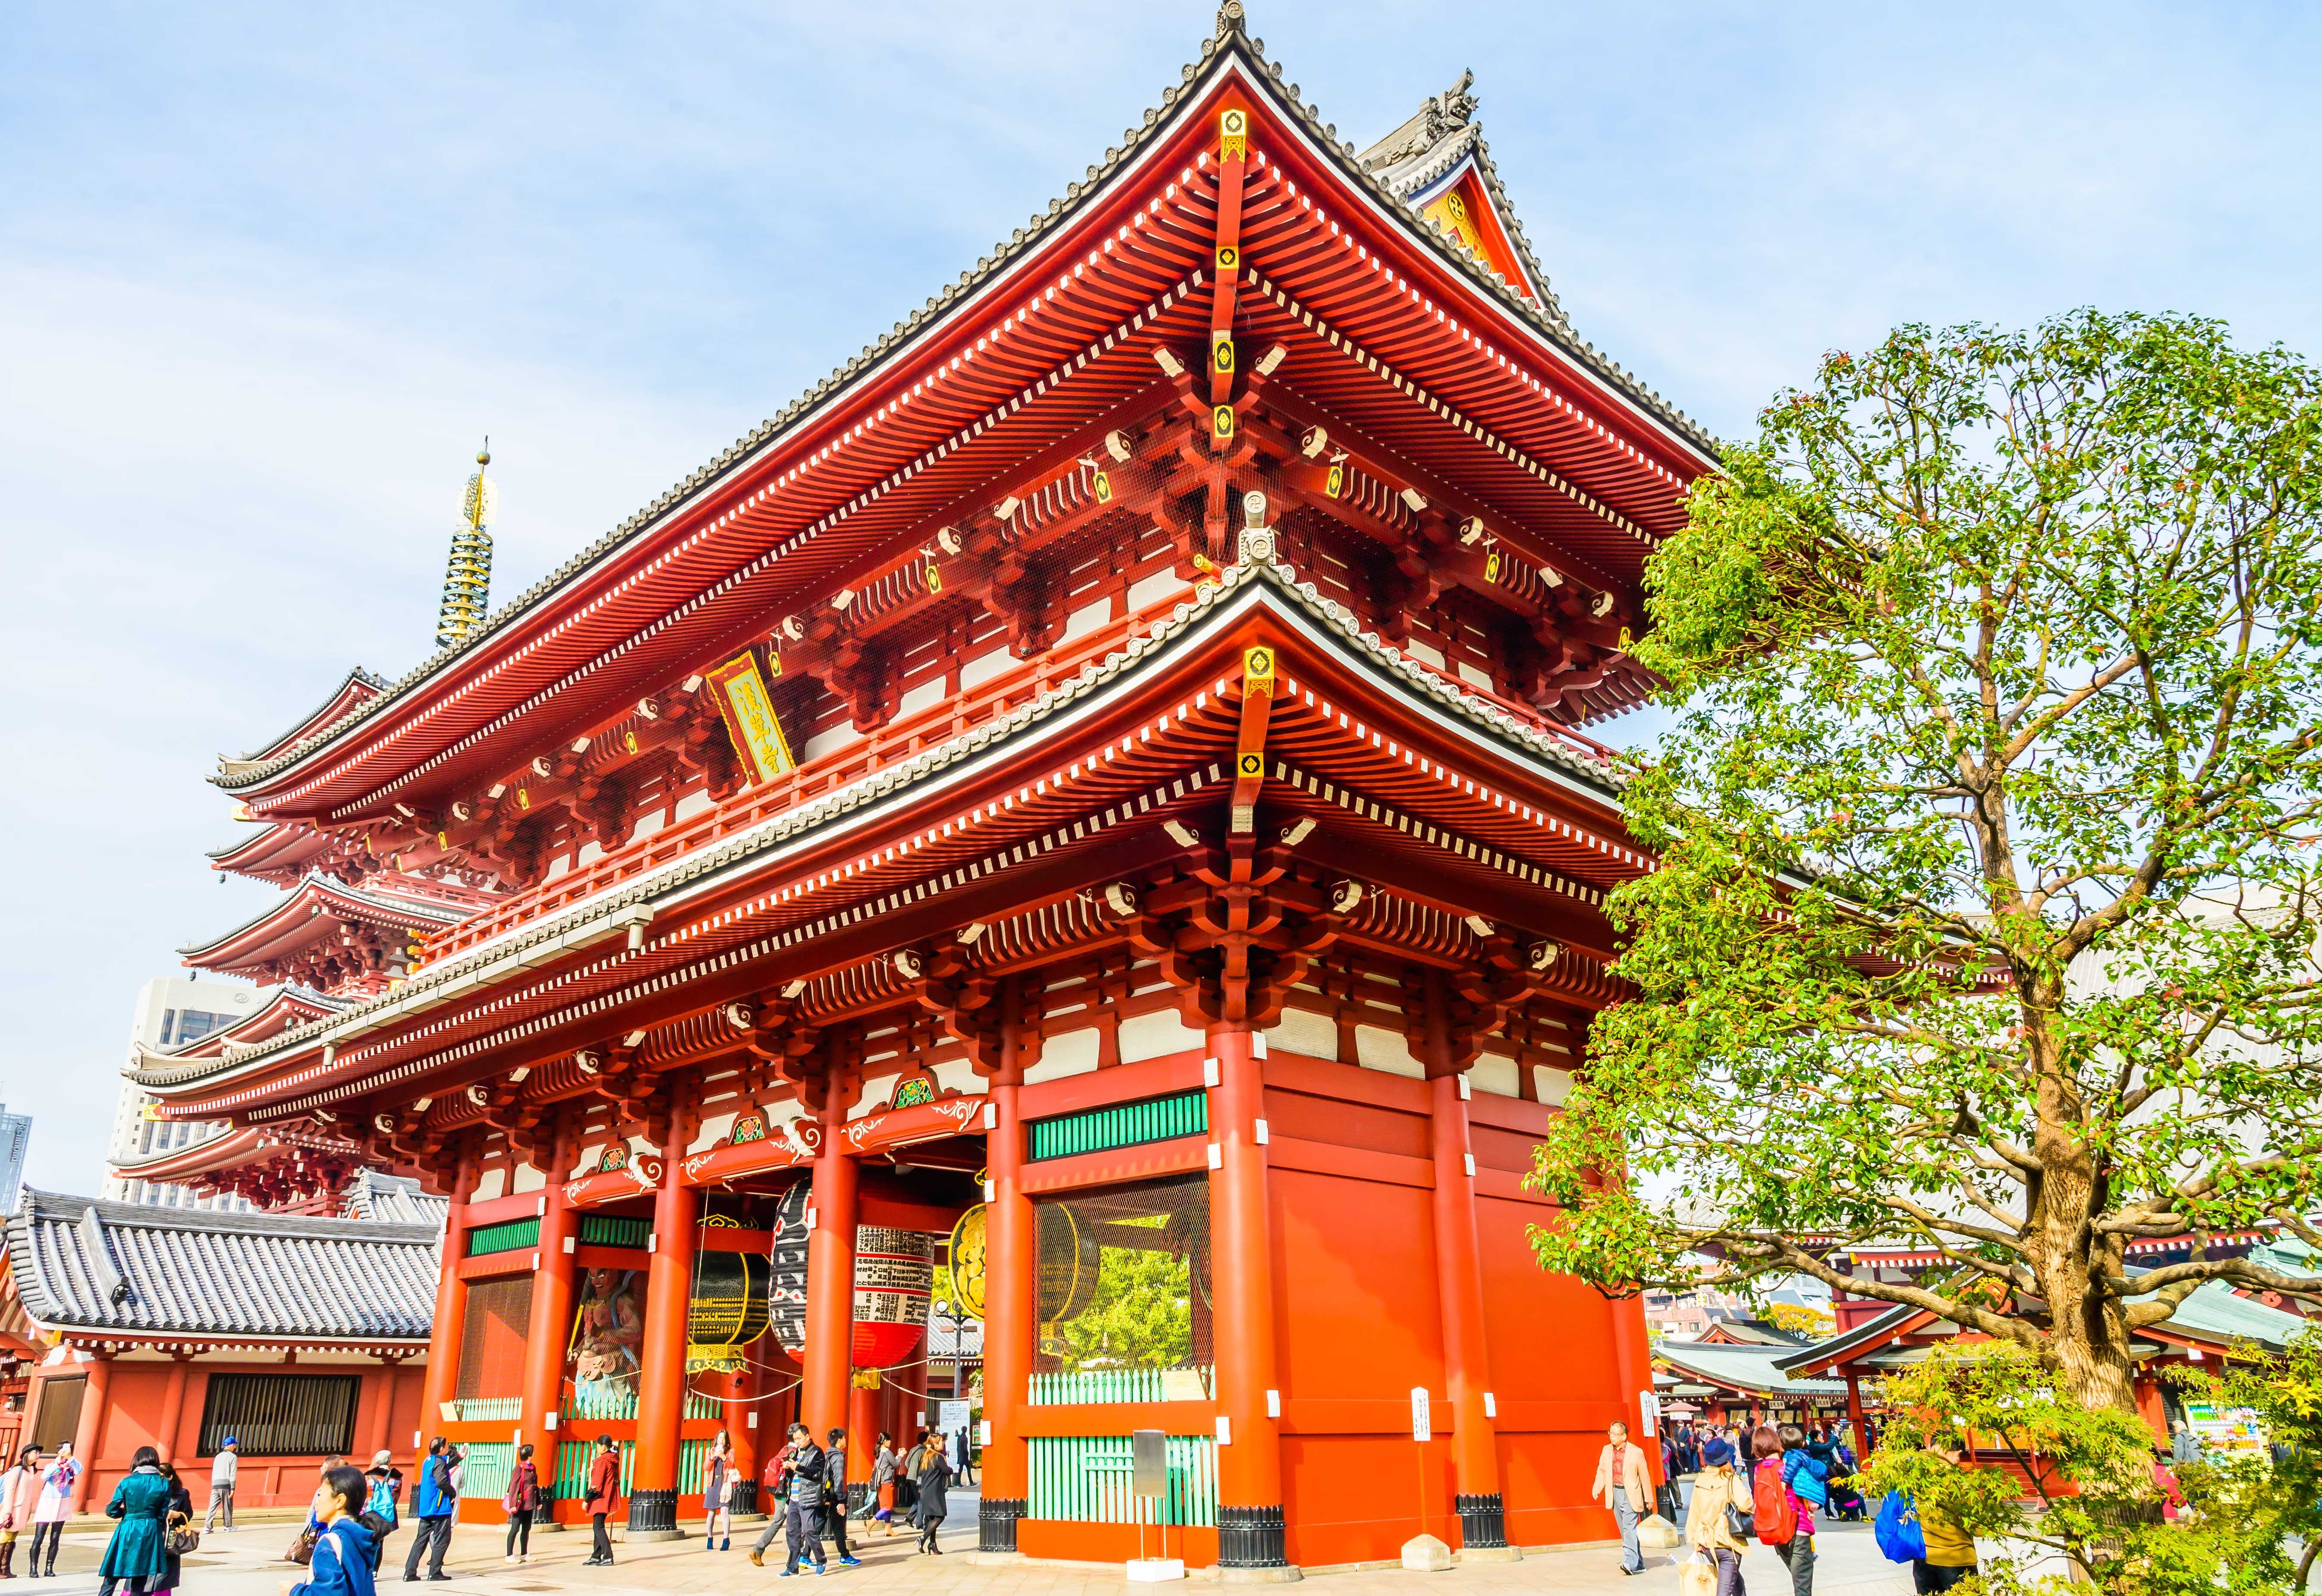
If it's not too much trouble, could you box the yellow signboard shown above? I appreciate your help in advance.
[705,650,796,785]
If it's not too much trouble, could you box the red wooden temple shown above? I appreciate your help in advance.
[137,5,1715,1571]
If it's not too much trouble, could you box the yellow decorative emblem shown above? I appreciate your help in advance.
[1485,549,1503,583]
[1212,404,1236,441]
[947,1204,988,1320]
[705,651,796,785]
[1092,468,1112,504]
[1219,107,1248,161]
[1325,462,1345,498]
[1216,244,1239,272]
[1212,334,1235,374]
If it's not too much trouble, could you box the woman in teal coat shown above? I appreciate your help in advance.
[98,1445,171,1596]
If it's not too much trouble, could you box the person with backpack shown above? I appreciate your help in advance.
[401,1436,456,1582]
[1593,1420,1655,1575]
[360,1452,403,1572]
[1913,1442,1976,1593]
[757,1424,829,1576]
[289,1465,379,1596]
[1682,1436,1750,1596]
[1750,1424,1815,1596]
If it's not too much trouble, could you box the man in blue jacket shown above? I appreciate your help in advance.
[402,1438,457,1582]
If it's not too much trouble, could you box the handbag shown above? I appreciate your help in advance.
[167,1523,201,1556]
[1724,1473,1755,1542]
[1679,1550,1719,1596]
[285,1525,319,1565]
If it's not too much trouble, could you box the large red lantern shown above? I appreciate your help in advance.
[768,1181,934,1370]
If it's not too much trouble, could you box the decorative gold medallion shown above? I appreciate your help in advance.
[1220,107,1248,160]
[1212,404,1236,440]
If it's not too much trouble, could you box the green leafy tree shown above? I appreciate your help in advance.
[1054,1246,1194,1372]
[1529,311,2322,1414]
[1854,1341,2309,1596]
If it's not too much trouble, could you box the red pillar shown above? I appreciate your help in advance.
[1845,1368,1871,1460]
[979,978,1034,1552]
[629,1084,699,1538]
[416,1140,479,1448]
[1420,970,1510,1555]
[802,1055,862,1445]
[67,1354,112,1513]
[1208,1018,1289,1571]
[847,1378,879,1489]
[518,1113,579,1521]
[367,1359,400,1461]
[154,1354,193,1467]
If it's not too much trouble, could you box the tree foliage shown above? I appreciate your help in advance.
[1529,311,2322,1409]
[1857,1338,2322,1596]
[1052,1245,1194,1373]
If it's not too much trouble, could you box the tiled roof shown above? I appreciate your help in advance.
[212,3,1710,803]
[3,1190,439,1343]
[137,544,1631,1098]
[340,1170,449,1227]
[1655,1338,1846,1398]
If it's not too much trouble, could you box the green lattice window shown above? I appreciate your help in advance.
[468,1218,541,1256]
[579,1214,650,1248]
[1028,1091,1207,1161]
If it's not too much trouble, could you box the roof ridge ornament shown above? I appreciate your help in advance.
[1214,1,1248,38]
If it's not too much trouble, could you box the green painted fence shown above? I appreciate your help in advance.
[447,1397,522,1422]
[563,1385,720,1421]
[1027,1435,1217,1526]
[468,1218,541,1256]
[457,1441,514,1505]
[546,1438,709,1501]
[1027,1091,1207,1161]
[1028,1366,1213,1404]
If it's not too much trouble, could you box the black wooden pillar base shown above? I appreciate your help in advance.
[625,1487,679,1535]
[727,1480,758,1517]
[978,1496,1026,1552]
[1457,1492,1507,1549]
[1218,1503,1289,1568]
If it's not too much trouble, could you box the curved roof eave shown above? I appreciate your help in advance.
[141,549,1632,1106]
[212,10,1709,814]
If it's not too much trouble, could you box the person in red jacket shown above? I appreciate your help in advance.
[582,1437,621,1567]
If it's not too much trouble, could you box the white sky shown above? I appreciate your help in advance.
[4,0,2318,1195]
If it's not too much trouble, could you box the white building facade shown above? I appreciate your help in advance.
[104,976,265,1210]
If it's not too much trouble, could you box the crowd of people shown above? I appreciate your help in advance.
[0,1413,977,1590]
[1589,1417,1976,1596]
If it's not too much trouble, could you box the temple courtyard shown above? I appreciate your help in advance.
[23,1507,1911,1596]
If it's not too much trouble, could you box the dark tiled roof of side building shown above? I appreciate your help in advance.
[4,1189,439,1343]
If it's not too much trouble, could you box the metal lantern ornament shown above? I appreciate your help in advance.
[686,1216,770,1372]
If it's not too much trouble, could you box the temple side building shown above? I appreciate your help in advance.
[0,1192,437,1513]
[119,6,1715,1571]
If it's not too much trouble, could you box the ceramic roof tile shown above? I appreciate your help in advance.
[4,1190,439,1342]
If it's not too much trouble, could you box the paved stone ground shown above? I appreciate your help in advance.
[20,1501,1913,1596]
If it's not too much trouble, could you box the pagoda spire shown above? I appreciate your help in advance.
[435,441,495,650]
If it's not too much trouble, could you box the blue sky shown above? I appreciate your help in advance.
[4,0,2318,1194]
